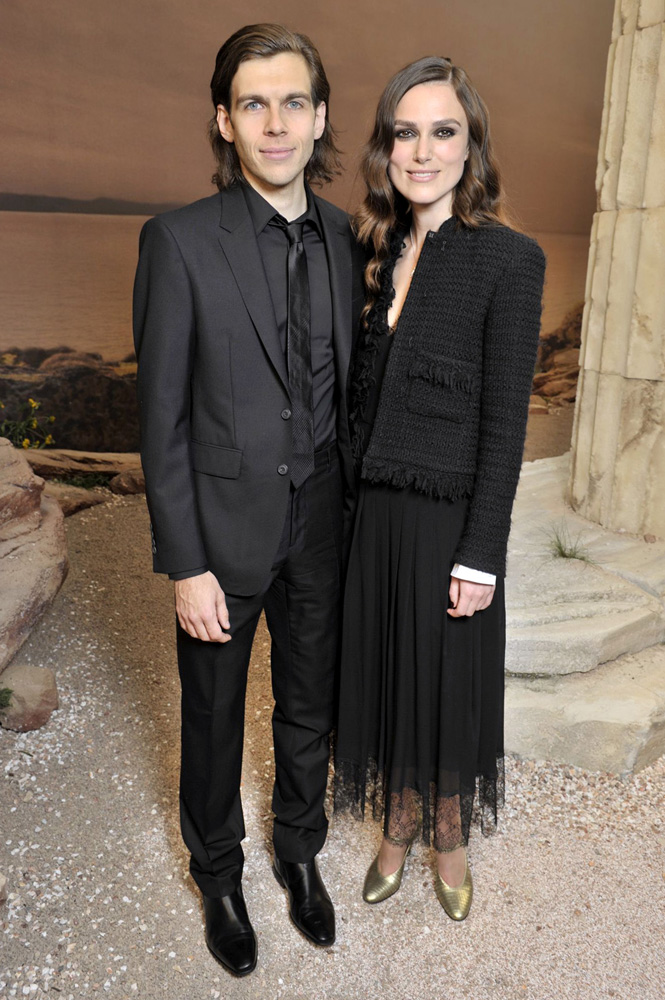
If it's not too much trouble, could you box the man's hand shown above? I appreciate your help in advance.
[447,577,495,618]
[174,571,232,642]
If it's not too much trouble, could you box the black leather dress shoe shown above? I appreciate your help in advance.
[203,886,257,976]
[273,857,335,946]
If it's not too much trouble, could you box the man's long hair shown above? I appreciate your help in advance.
[209,23,342,189]
[354,56,512,313]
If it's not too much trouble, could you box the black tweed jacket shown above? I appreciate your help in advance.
[351,215,546,577]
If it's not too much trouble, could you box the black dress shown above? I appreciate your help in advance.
[334,256,506,852]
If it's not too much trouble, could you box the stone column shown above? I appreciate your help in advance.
[569,0,665,537]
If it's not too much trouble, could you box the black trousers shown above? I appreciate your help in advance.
[177,443,344,898]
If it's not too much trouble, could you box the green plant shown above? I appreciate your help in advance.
[53,473,113,490]
[0,688,13,709]
[0,397,56,449]
[546,520,593,563]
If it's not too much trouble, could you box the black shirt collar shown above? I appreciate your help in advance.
[242,181,321,236]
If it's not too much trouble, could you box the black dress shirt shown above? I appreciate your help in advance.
[242,182,336,449]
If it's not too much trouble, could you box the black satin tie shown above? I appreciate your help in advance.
[284,221,315,488]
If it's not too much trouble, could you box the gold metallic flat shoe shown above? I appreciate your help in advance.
[435,852,473,921]
[362,845,411,904]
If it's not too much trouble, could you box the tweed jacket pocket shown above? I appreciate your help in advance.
[406,353,480,422]
[191,440,243,479]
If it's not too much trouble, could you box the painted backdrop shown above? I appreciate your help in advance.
[0,0,613,448]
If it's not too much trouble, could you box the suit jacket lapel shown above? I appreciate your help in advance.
[217,185,289,393]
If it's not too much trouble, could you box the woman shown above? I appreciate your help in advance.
[334,56,545,921]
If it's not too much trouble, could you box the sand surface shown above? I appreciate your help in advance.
[3,410,664,999]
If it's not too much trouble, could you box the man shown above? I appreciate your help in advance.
[133,23,364,977]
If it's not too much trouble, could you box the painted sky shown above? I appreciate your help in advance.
[0,0,613,232]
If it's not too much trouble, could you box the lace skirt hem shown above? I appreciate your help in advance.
[333,754,505,851]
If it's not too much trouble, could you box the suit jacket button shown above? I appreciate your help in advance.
[277,464,288,476]
[281,408,292,420]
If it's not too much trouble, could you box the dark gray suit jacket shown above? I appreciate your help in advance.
[133,184,365,595]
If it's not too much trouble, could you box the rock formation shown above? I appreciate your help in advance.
[42,481,107,516]
[0,346,138,452]
[0,438,68,676]
[109,468,145,495]
[531,302,583,409]
[24,447,143,483]
[505,454,665,775]
[0,662,59,732]
[23,448,146,512]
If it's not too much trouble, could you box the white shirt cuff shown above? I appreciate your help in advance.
[451,563,496,586]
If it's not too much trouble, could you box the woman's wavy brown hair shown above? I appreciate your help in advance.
[209,23,342,189]
[355,56,511,312]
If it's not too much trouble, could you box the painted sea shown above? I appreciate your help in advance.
[0,212,591,360]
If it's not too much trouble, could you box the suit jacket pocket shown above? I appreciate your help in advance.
[191,440,243,479]
[406,352,480,423]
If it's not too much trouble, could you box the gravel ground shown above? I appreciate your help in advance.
[1,493,664,1000]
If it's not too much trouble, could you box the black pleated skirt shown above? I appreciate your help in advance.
[334,480,505,850]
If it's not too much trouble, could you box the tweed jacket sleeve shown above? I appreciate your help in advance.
[453,240,546,576]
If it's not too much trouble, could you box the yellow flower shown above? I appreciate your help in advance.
[45,434,54,445]
[0,402,5,409]
[28,398,40,409]
[30,418,37,429]
[22,438,30,448]
[48,415,55,423]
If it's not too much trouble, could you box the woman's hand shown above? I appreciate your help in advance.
[447,577,495,617]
